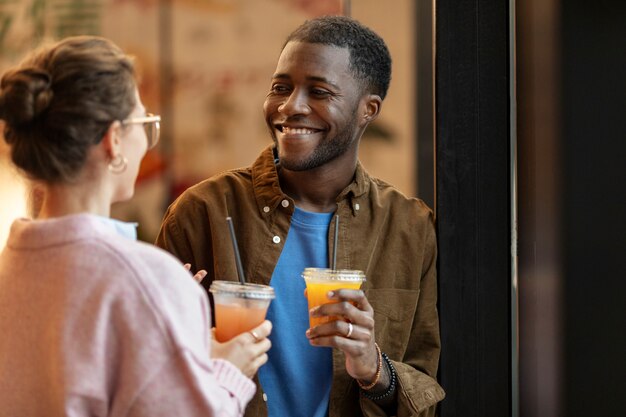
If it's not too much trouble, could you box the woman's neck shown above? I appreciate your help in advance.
[36,181,111,219]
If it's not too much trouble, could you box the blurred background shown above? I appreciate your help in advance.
[1,1,625,416]
[0,0,421,244]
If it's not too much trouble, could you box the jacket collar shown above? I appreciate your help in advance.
[250,144,371,217]
[251,145,284,218]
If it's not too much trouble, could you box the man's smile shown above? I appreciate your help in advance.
[275,124,324,135]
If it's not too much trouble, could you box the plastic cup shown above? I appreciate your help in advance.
[209,280,275,342]
[302,268,366,328]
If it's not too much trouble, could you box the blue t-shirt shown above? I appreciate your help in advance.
[258,207,333,417]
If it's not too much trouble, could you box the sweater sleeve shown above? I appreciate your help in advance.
[125,349,255,417]
[114,238,256,417]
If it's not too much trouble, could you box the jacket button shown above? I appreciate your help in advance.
[263,393,268,402]
[272,235,281,244]
[263,206,270,213]
[354,203,360,211]
[281,199,290,208]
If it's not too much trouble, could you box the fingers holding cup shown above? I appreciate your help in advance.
[302,268,365,328]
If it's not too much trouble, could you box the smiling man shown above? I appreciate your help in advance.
[156,16,444,417]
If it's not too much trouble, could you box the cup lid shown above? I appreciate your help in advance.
[209,280,275,300]
[301,267,366,282]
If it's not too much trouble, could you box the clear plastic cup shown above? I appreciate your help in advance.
[209,280,275,342]
[302,268,366,328]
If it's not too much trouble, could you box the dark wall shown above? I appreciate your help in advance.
[436,0,626,415]
[561,0,626,415]
[416,0,435,209]
[436,0,512,415]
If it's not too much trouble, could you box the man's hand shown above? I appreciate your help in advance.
[305,289,379,383]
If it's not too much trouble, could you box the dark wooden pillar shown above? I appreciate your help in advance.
[560,1,626,415]
[416,0,435,209]
[436,0,513,415]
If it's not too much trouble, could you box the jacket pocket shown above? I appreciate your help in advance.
[365,288,419,357]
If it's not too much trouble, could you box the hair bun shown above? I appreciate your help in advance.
[0,68,53,126]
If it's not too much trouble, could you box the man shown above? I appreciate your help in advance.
[156,16,444,417]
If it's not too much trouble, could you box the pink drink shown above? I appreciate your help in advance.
[209,281,275,342]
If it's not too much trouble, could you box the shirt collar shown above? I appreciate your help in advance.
[94,216,138,240]
[250,145,371,217]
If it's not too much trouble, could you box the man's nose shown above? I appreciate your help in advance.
[277,90,311,116]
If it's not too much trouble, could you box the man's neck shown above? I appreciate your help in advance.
[278,157,357,213]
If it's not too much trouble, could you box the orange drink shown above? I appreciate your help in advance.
[213,304,269,342]
[209,281,275,342]
[302,268,365,328]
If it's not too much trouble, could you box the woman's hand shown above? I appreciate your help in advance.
[211,320,272,378]
[182,263,207,283]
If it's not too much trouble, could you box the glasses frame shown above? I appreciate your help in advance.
[121,113,161,149]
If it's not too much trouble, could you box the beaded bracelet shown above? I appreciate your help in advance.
[360,352,397,402]
[356,343,383,390]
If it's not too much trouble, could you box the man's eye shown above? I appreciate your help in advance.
[311,89,331,96]
[271,85,290,94]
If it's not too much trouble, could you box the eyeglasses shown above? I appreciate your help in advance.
[121,113,161,149]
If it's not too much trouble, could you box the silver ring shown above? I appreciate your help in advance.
[346,322,354,339]
[249,330,260,342]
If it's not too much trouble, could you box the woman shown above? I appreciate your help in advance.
[0,36,270,416]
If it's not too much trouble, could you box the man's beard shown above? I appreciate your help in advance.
[274,113,358,172]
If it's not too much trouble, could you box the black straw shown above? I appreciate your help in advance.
[226,217,246,284]
[332,215,339,270]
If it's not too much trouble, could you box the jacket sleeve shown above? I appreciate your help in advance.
[155,193,219,285]
[362,214,445,417]
[155,202,198,269]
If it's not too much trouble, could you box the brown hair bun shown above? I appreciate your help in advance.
[0,68,53,128]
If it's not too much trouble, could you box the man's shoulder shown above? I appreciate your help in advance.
[367,175,434,220]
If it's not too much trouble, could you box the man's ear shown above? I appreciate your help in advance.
[101,121,123,160]
[361,94,383,124]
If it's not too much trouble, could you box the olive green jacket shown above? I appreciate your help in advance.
[156,145,445,417]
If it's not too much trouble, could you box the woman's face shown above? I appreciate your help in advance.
[111,90,149,203]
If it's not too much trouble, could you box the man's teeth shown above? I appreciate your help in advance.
[282,127,316,134]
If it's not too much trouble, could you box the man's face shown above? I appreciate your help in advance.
[263,41,366,171]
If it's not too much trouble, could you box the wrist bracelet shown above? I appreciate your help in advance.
[360,352,397,402]
[356,342,382,391]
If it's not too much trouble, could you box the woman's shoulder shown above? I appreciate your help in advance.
[90,231,209,338]
[96,234,200,296]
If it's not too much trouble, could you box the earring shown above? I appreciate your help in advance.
[108,154,128,174]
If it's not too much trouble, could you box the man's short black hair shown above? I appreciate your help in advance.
[284,16,392,100]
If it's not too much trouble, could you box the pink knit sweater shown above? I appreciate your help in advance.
[0,214,255,416]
